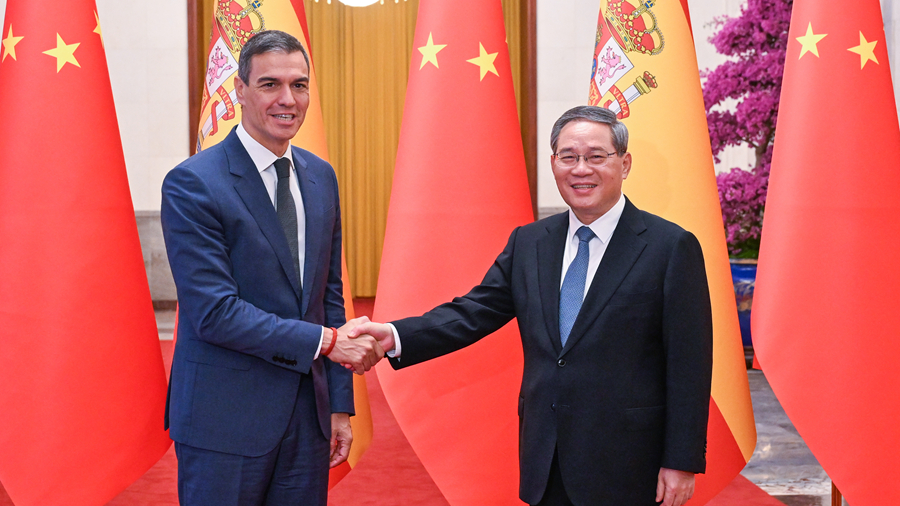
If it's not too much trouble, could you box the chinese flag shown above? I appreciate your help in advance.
[0,1,171,505]
[752,0,900,504]
[586,1,755,503]
[193,0,371,485]
[373,0,533,503]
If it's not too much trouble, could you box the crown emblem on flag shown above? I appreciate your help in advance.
[605,0,664,55]
[216,0,266,52]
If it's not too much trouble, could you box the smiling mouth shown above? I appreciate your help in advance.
[273,114,295,120]
[571,184,597,189]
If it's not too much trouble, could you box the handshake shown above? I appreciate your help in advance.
[322,317,395,374]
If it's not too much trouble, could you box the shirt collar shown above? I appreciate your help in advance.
[236,123,293,174]
[567,193,626,245]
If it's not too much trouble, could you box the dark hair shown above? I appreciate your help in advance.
[237,30,310,84]
[550,105,629,154]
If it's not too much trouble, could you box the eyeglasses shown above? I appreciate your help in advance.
[552,151,618,169]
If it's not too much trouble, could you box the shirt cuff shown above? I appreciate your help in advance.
[313,326,325,359]
[387,323,401,357]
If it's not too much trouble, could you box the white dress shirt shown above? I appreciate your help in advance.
[236,124,325,356]
[236,124,306,282]
[389,193,627,358]
[560,193,626,298]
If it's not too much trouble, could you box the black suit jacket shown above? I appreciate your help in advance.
[160,129,353,457]
[390,198,713,505]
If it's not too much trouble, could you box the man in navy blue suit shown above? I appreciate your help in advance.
[161,30,382,505]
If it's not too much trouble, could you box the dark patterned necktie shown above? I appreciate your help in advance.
[274,157,301,290]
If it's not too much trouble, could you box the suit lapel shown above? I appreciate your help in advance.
[227,131,303,303]
[292,148,321,318]
[537,213,569,355]
[560,199,647,356]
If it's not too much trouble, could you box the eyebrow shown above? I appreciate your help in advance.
[558,147,611,152]
[255,76,309,84]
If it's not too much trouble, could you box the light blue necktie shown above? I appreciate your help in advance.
[559,226,595,347]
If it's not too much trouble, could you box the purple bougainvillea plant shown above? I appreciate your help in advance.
[703,0,792,258]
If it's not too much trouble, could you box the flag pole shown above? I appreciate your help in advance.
[831,482,842,506]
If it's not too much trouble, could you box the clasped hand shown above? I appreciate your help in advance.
[323,318,398,374]
[324,316,384,374]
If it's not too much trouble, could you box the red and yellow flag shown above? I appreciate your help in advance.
[587,1,755,502]
[752,0,900,503]
[0,1,171,504]
[373,0,534,503]
[195,0,371,485]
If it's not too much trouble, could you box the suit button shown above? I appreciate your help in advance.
[557,359,566,367]
[551,403,556,412]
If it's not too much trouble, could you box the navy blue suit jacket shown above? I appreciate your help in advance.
[160,129,353,457]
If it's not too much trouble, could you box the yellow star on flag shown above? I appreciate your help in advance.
[796,22,827,59]
[848,31,878,69]
[2,25,24,62]
[418,32,446,70]
[94,11,104,47]
[466,42,498,81]
[43,33,81,72]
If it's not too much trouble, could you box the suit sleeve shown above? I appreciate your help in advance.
[322,167,354,414]
[660,231,713,473]
[161,165,323,375]
[389,227,520,368]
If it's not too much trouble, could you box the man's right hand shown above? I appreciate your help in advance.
[347,322,395,353]
[324,317,384,374]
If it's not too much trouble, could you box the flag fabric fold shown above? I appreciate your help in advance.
[194,0,372,486]
[373,0,534,503]
[752,0,900,503]
[587,1,756,502]
[0,1,171,504]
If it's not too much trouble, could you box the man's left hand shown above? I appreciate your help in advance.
[330,413,353,468]
[656,468,695,506]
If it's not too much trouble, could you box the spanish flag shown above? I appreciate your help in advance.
[753,0,900,503]
[0,1,171,504]
[587,1,756,502]
[195,0,372,486]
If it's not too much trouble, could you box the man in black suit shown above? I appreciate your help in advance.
[351,106,712,506]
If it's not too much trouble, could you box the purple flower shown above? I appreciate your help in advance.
[704,0,791,257]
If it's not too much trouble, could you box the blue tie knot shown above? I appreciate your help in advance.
[576,226,595,244]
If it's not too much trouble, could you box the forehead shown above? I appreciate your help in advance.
[247,50,309,80]
[557,120,613,149]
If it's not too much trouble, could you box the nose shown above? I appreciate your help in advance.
[277,85,296,107]
[570,157,593,174]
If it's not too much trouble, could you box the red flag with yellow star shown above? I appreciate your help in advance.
[752,0,900,503]
[373,0,533,503]
[0,1,171,505]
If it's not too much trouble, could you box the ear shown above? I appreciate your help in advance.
[234,76,246,105]
[621,152,632,179]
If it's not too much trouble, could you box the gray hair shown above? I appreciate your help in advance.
[237,30,310,84]
[550,105,629,155]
